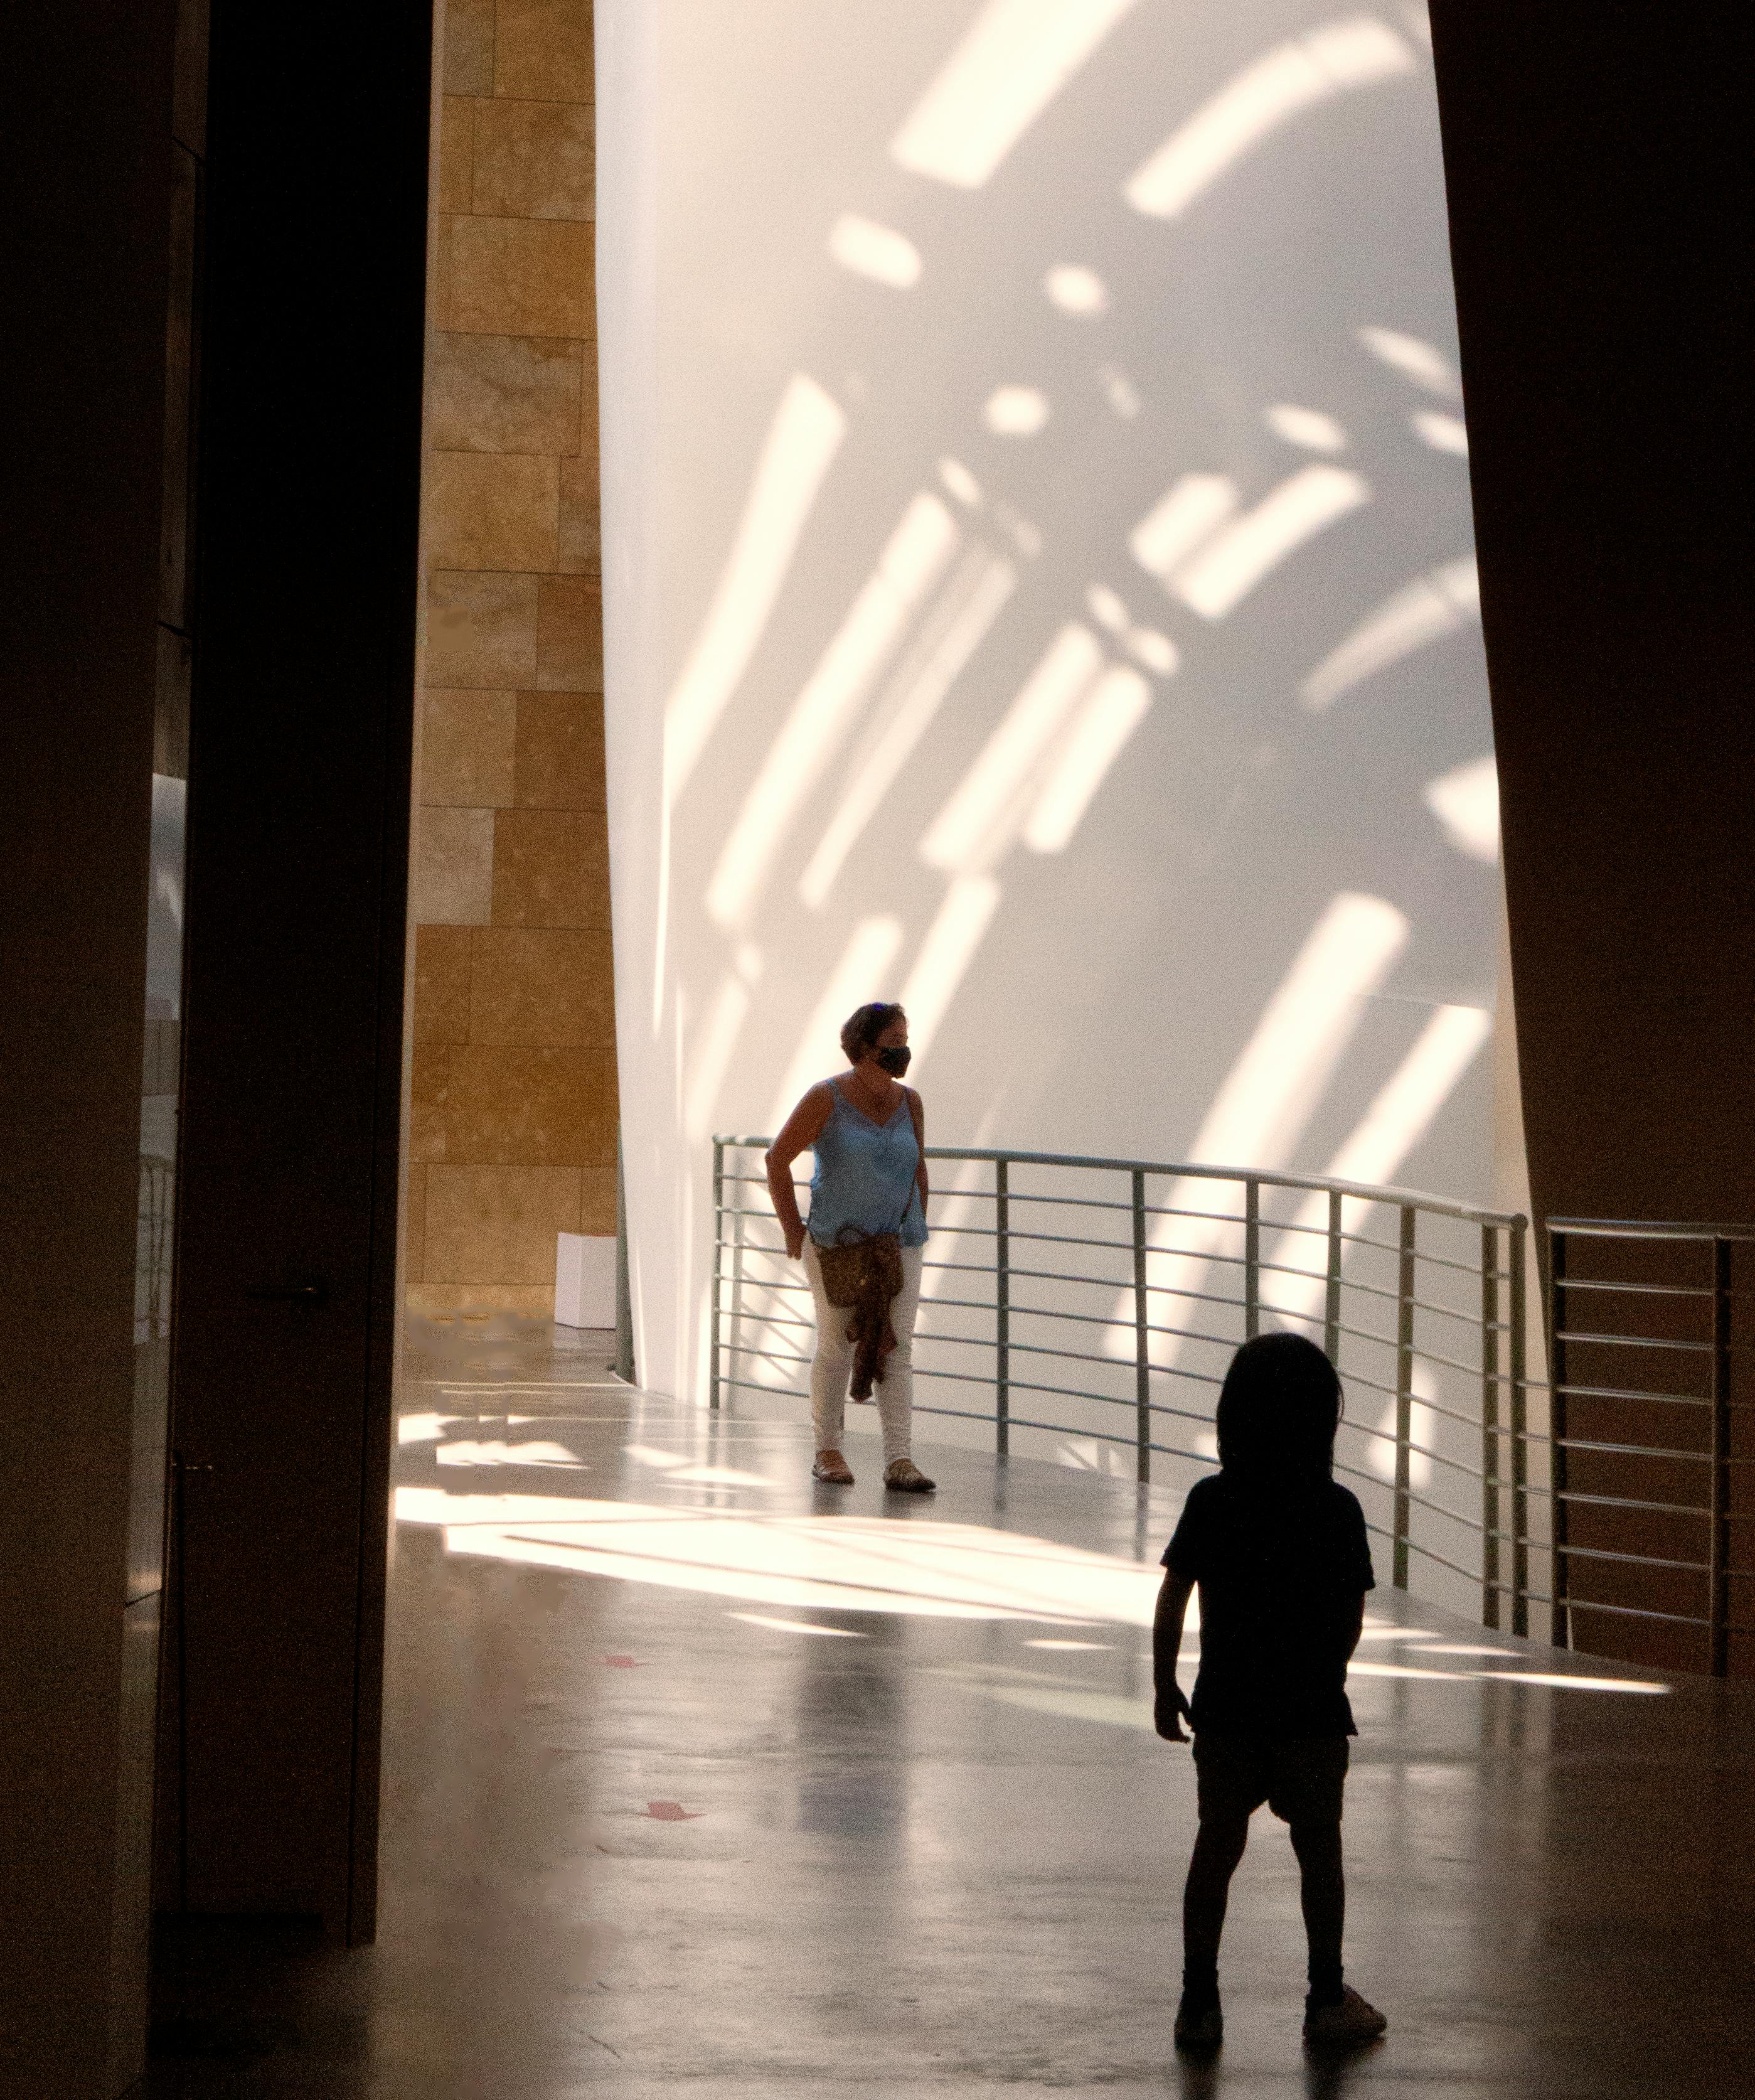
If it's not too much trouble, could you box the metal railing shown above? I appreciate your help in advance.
[1549,1219,1753,1674]
[712,1138,1552,1636]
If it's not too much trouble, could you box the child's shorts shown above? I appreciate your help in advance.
[1192,1731,1349,1826]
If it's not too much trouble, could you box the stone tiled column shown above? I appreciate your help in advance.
[408,0,612,1314]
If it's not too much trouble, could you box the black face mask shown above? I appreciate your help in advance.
[875,1045,912,1077]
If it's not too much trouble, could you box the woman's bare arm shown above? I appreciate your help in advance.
[1153,1570,1195,1741]
[905,1086,929,1221]
[765,1085,833,1259]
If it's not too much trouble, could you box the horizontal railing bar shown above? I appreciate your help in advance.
[1549,1216,1755,1242]
[1561,1596,1710,1628]
[714,1138,1528,1225]
[1555,1277,1715,1300]
[1552,1329,1714,1353]
[1556,1488,1708,1519]
[1558,1541,1708,1575]
[1555,1434,1714,1463]
[1552,1381,1710,1408]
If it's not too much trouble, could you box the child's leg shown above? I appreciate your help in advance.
[1288,1818,1345,2006]
[1181,1809,1251,2004]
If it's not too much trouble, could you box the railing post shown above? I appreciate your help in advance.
[1710,1235,1732,1677]
[1393,1204,1415,1590]
[1244,1178,1261,1341]
[1323,1187,1342,1366]
[995,1159,1010,1460]
[709,1139,725,1412]
[1481,1221,1501,1630]
[613,1133,635,1384]
[728,1157,748,1408]
[1547,1224,1567,1649]
[1133,1169,1150,1485]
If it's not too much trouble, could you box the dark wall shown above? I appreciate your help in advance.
[1429,4,1754,1667]
[0,6,179,2090]
[1429,3,1752,1228]
[164,0,431,1937]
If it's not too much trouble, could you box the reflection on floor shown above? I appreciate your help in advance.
[144,1317,1755,2096]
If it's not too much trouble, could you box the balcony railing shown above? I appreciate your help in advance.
[712,1137,1553,1637]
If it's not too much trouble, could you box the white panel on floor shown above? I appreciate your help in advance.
[555,1233,617,1330]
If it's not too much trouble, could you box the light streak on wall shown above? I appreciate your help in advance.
[1301,555,1478,709]
[1412,409,1469,456]
[1357,323,1459,395]
[707,493,959,929]
[1367,1375,1436,1487]
[828,213,923,287]
[1044,264,1108,314]
[1022,665,1154,854]
[800,552,1018,908]
[983,385,1052,435]
[767,916,905,1132]
[684,975,752,1142]
[1104,892,1410,1361]
[890,0,1144,190]
[1123,16,1416,220]
[663,375,846,800]
[1264,402,1349,451]
[1259,1002,1494,1324]
[1423,756,1500,863]
[1171,464,1370,619]
[899,877,1005,1065]
[920,624,1102,871]
[1129,474,1239,586]
[1125,626,1177,673]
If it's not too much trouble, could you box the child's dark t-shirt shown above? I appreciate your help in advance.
[1163,1473,1375,1738]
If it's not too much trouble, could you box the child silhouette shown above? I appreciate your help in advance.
[1155,1331,1388,2050]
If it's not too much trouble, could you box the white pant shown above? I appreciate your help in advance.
[803,1240,923,1467]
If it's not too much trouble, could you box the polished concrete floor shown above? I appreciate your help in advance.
[143,1317,1755,2096]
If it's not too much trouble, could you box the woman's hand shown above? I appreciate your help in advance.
[785,1225,807,1262]
[1155,1685,1192,1742]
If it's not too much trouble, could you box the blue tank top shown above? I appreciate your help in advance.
[808,1080,928,1248]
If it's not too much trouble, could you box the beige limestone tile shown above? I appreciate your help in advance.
[425,571,538,689]
[431,211,455,329]
[426,333,583,454]
[557,454,600,577]
[449,216,593,338]
[491,807,609,930]
[425,452,559,572]
[444,0,496,95]
[579,1165,617,1236]
[437,96,476,213]
[412,806,496,926]
[404,1165,427,1283]
[536,574,602,692]
[411,1044,616,1167]
[494,0,594,102]
[424,1164,582,1285]
[577,350,599,461]
[469,926,614,1047]
[422,689,517,808]
[472,99,595,222]
[413,924,474,1047]
[515,693,605,810]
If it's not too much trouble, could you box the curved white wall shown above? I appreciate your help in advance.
[599,0,1497,1404]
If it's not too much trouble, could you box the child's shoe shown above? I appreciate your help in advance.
[1302,1986,1387,2045]
[1173,1996,1224,2050]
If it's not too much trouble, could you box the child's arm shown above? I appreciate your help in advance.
[1152,1570,1195,1741]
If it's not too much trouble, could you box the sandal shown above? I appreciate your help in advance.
[883,1458,936,1494]
[812,1449,855,1484]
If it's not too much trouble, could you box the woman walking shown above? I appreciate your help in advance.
[765,1002,936,1492]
